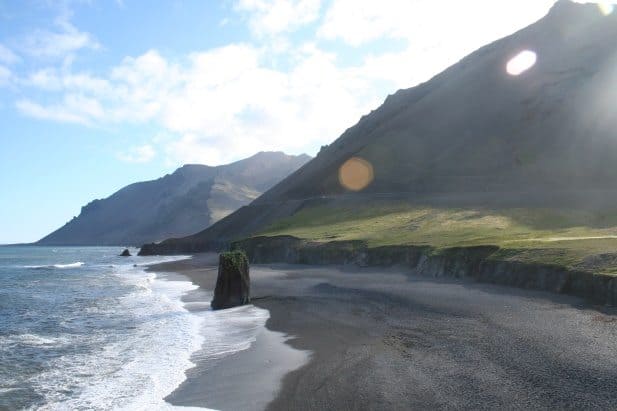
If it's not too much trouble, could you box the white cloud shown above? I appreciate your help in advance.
[157,43,380,164]
[0,65,11,86]
[18,43,379,165]
[21,15,100,59]
[319,0,555,47]
[165,135,224,165]
[16,92,104,124]
[16,99,92,124]
[316,0,558,92]
[15,0,566,166]
[235,0,323,36]
[0,44,18,64]
[22,69,113,96]
[23,68,62,90]
[319,0,412,46]
[117,144,156,163]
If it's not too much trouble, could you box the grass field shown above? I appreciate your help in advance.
[257,203,617,274]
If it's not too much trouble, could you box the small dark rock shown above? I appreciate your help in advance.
[211,251,250,310]
[120,249,131,257]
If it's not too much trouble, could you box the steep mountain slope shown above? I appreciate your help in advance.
[38,152,310,246]
[258,0,617,202]
[140,0,617,254]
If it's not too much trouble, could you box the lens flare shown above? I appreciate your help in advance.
[598,2,614,15]
[506,50,537,76]
[338,157,374,191]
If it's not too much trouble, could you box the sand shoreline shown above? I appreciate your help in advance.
[146,255,310,411]
[148,254,617,410]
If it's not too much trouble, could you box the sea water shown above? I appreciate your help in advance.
[0,246,269,410]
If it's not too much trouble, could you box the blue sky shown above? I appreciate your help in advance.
[1,0,605,243]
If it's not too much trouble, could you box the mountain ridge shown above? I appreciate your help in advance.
[38,151,310,246]
[139,0,617,255]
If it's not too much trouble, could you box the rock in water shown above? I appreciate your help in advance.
[211,251,250,310]
[120,249,131,257]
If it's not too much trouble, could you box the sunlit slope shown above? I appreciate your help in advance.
[141,1,617,255]
[256,1,617,203]
[258,203,617,274]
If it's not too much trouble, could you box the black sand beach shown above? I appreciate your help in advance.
[150,254,617,410]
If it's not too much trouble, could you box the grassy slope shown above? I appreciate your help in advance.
[257,203,617,274]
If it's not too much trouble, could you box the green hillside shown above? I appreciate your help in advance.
[258,203,617,274]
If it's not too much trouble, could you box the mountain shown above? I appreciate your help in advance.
[140,0,617,254]
[38,152,310,246]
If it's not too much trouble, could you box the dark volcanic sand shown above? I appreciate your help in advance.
[153,255,617,410]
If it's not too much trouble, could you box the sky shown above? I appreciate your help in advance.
[0,0,608,243]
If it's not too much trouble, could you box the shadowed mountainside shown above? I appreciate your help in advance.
[141,0,617,255]
[38,152,310,246]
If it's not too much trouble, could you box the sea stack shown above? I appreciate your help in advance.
[120,249,131,257]
[211,250,250,310]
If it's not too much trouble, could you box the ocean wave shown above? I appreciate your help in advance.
[35,266,206,410]
[54,262,85,269]
[3,251,262,410]
[131,255,192,267]
[23,262,85,270]
[0,333,69,348]
[196,304,270,362]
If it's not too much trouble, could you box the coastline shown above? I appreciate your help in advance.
[0,248,213,410]
[146,255,309,411]
[150,254,617,410]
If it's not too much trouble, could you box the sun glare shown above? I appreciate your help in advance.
[598,2,615,15]
[506,50,537,76]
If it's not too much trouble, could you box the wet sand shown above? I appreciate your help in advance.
[148,255,309,411]
[151,254,617,410]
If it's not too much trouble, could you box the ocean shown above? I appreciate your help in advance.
[0,246,269,410]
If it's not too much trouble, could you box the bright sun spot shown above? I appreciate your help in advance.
[506,50,537,76]
[598,2,615,15]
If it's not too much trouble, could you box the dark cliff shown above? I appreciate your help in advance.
[232,235,617,307]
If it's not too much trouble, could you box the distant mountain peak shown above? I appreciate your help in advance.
[548,0,610,19]
[249,151,308,159]
[37,152,311,246]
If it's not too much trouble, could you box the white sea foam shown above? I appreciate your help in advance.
[196,304,271,362]
[133,255,192,267]
[32,263,205,410]
[1,334,69,347]
[22,262,85,269]
[9,253,266,411]
[54,262,85,269]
